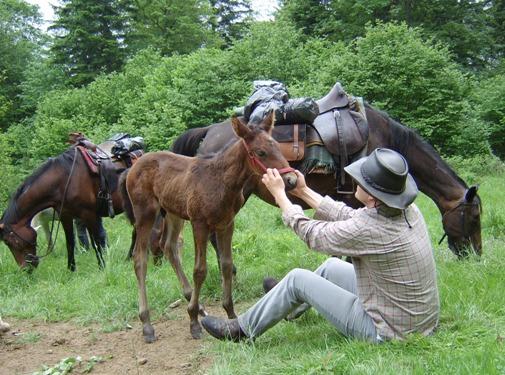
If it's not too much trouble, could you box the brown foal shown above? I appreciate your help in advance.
[123,113,297,342]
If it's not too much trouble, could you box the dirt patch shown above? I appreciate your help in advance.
[0,305,216,375]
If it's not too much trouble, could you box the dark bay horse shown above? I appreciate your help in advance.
[172,103,482,258]
[121,113,297,342]
[0,145,126,271]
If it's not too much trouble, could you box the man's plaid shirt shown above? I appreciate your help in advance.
[282,196,440,340]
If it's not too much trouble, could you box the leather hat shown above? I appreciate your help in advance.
[344,148,418,209]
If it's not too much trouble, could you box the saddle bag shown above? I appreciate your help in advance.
[272,123,306,161]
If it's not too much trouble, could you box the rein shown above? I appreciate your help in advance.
[241,140,295,175]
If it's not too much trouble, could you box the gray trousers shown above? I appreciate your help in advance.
[238,258,379,342]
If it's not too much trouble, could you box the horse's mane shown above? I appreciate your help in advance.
[1,148,77,223]
[369,104,468,189]
[170,125,212,156]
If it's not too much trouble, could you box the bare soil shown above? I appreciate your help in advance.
[0,305,216,375]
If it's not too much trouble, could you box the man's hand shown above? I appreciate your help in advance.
[262,168,286,199]
[289,170,308,198]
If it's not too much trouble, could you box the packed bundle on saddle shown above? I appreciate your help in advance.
[67,132,146,218]
[109,133,145,164]
[237,80,369,193]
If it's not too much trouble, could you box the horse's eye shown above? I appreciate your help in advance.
[255,150,267,158]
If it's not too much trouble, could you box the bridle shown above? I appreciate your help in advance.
[438,199,480,245]
[242,140,295,175]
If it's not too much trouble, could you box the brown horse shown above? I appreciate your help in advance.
[172,103,482,258]
[0,145,126,271]
[121,113,297,342]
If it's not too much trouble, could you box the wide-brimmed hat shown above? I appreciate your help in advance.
[344,148,418,209]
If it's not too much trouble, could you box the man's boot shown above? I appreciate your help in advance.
[201,316,247,342]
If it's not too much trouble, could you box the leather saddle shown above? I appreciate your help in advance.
[309,83,369,193]
[70,133,143,218]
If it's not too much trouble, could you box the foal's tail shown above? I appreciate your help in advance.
[170,125,211,156]
[119,169,135,225]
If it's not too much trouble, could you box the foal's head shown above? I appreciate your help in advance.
[231,112,298,190]
[0,221,39,269]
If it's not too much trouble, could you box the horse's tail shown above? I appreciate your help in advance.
[170,125,211,156]
[119,169,135,225]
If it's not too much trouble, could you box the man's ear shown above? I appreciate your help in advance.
[261,110,275,134]
[231,116,252,139]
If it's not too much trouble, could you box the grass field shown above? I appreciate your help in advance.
[1,172,505,374]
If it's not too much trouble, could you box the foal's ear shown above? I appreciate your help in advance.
[465,185,479,202]
[231,116,252,139]
[260,110,276,134]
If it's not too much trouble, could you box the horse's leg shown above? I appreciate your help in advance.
[162,214,192,301]
[74,218,90,250]
[133,212,158,343]
[150,213,164,266]
[188,221,209,339]
[61,216,76,272]
[216,222,236,319]
[126,228,136,261]
[85,217,106,269]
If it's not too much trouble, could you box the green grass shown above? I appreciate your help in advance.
[1,172,505,374]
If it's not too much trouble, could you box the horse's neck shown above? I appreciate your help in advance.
[404,140,466,212]
[211,141,251,191]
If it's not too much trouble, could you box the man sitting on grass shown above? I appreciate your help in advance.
[202,148,440,342]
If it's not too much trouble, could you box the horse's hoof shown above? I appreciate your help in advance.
[227,312,237,319]
[190,322,203,339]
[198,305,208,317]
[143,325,156,343]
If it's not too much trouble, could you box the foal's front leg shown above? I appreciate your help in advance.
[216,222,236,319]
[188,221,209,339]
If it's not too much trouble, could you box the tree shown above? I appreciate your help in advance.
[125,0,221,56]
[277,0,494,71]
[49,0,128,87]
[209,0,253,45]
[0,0,43,129]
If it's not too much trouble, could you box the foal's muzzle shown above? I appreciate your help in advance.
[283,172,298,191]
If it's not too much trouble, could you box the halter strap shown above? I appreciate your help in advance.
[242,140,295,175]
[438,199,479,244]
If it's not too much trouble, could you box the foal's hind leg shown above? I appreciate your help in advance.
[188,221,209,339]
[216,223,237,319]
[133,211,158,343]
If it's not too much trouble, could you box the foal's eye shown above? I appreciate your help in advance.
[255,150,267,158]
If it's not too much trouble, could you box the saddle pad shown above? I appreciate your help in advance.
[77,146,99,174]
[272,124,306,161]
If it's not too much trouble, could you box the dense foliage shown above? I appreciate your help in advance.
[1,0,505,208]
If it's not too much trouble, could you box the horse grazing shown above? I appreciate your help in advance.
[122,113,297,342]
[0,144,126,271]
[172,103,482,258]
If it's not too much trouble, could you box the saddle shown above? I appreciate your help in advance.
[272,82,369,193]
[69,132,144,218]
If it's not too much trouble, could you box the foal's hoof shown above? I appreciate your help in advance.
[143,325,156,343]
[190,321,203,339]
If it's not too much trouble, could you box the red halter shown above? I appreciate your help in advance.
[242,140,295,175]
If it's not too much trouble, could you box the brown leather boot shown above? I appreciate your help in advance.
[262,277,279,294]
[201,316,247,342]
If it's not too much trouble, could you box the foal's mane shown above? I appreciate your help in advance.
[1,149,77,223]
[370,104,468,189]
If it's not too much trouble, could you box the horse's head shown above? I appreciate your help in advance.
[442,185,482,257]
[0,222,39,269]
[231,112,298,190]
